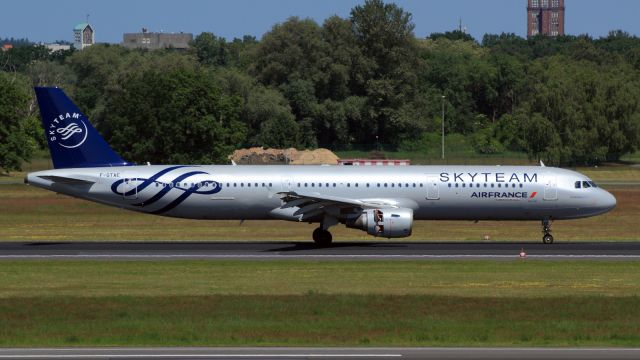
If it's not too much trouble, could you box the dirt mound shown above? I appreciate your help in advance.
[229,147,339,165]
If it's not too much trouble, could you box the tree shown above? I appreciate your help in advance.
[101,64,246,164]
[0,45,50,73]
[213,68,298,146]
[191,32,229,67]
[522,55,640,164]
[521,113,563,164]
[0,72,37,172]
[349,0,421,146]
[419,38,497,133]
[250,17,329,89]
[429,30,476,43]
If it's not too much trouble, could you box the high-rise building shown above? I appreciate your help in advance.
[527,0,565,37]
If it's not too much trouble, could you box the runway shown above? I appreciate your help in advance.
[1,347,640,359]
[1,241,640,260]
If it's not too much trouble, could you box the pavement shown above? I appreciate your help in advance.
[1,347,640,359]
[1,241,640,260]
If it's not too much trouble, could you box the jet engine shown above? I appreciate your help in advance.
[346,208,413,238]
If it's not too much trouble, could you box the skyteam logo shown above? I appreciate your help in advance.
[48,112,88,149]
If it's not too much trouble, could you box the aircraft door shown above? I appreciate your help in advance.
[122,177,138,200]
[426,174,440,200]
[543,174,558,201]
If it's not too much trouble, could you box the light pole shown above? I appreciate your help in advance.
[441,95,445,160]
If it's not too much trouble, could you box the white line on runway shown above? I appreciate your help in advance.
[1,254,640,259]
[0,355,401,358]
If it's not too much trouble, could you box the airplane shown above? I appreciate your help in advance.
[25,87,617,245]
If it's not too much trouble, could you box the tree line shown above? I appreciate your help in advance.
[1,0,639,171]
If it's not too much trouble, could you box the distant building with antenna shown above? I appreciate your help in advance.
[74,21,94,49]
[527,0,565,37]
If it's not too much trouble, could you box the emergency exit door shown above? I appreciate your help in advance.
[543,174,558,201]
[426,174,440,200]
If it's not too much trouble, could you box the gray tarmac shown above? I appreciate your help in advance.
[0,347,639,359]
[1,241,640,260]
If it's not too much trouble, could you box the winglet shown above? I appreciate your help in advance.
[540,160,546,167]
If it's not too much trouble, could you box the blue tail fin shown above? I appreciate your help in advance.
[34,87,129,169]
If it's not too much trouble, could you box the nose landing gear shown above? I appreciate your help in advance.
[542,219,553,244]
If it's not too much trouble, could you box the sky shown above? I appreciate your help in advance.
[2,0,640,44]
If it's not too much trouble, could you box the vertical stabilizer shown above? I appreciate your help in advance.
[34,87,129,169]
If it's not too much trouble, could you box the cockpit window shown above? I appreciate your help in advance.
[589,181,598,188]
[575,181,581,189]
[582,181,591,188]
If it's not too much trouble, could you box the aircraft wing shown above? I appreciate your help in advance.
[276,191,397,221]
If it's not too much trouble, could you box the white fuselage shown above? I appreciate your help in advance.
[26,164,616,222]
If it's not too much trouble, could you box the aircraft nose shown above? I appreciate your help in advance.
[599,190,617,213]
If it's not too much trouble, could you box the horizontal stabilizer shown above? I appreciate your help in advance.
[37,175,95,186]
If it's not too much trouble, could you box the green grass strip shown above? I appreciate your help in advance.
[1,260,640,298]
[1,295,639,347]
[2,260,639,346]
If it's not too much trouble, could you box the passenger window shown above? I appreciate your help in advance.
[455,183,459,188]
[420,184,423,187]
[269,183,272,187]
[462,183,466,188]
[448,183,452,188]
[384,183,388,187]
[333,183,336,187]
[575,181,581,189]
[583,181,591,188]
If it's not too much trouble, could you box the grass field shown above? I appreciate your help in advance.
[0,183,637,241]
[0,260,639,347]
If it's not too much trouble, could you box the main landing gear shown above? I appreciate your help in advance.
[542,219,554,244]
[312,227,333,246]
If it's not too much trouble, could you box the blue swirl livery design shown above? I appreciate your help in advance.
[110,166,222,214]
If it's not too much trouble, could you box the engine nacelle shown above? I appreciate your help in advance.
[346,208,413,238]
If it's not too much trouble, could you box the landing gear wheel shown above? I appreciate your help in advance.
[541,219,553,244]
[312,227,333,246]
